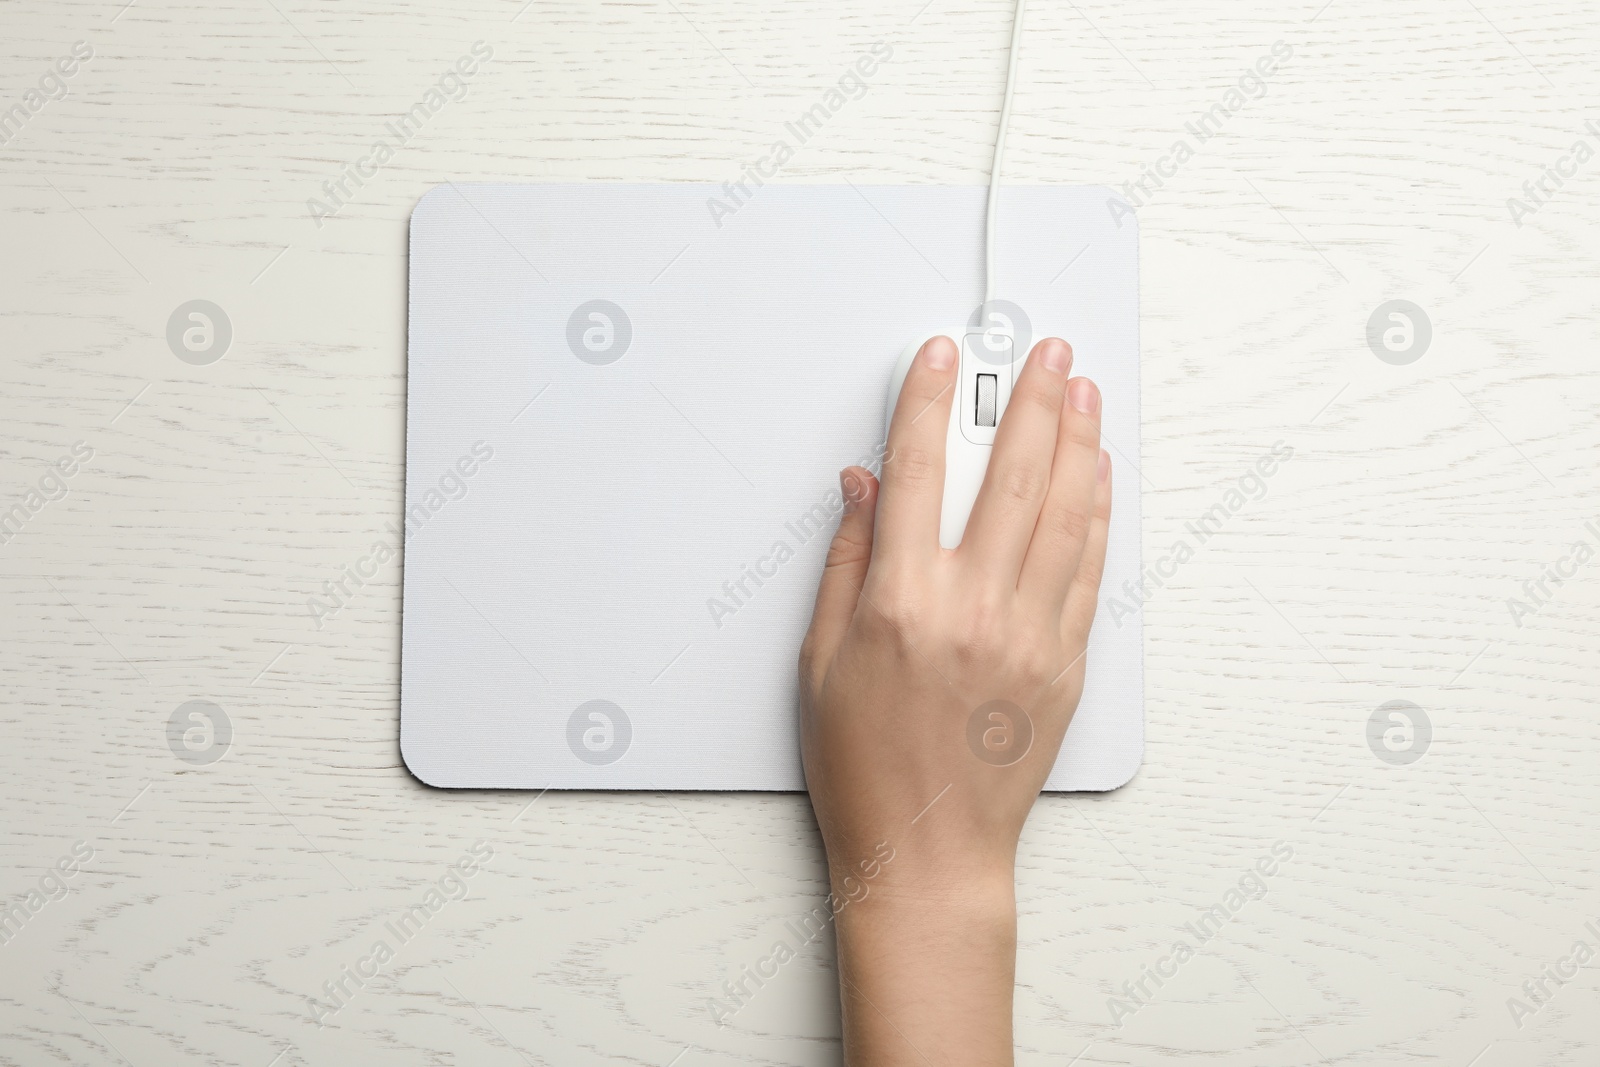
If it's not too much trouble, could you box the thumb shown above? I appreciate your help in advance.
[800,467,879,686]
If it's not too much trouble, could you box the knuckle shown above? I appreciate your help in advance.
[1066,415,1102,452]
[894,373,953,426]
[995,461,1046,506]
[950,594,1007,661]
[1073,553,1106,594]
[882,598,923,635]
[1011,633,1058,684]
[884,444,937,488]
[1048,504,1093,547]
[842,468,877,508]
[866,577,927,636]
[797,636,821,684]
[825,526,872,571]
[1016,381,1062,419]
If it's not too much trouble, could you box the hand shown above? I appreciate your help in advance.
[799,334,1111,1066]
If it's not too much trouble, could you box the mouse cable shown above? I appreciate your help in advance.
[984,0,1027,311]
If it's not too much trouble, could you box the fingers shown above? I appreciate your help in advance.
[960,338,1073,585]
[1019,377,1103,609]
[1061,448,1112,648]
[801,467,879,686]
[874,336,957,568]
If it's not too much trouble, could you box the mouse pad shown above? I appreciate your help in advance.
[402,183,1141,791]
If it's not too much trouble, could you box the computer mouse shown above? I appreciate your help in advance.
[885,328,1019,549]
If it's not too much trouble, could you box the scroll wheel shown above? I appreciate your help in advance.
[976,374,998,428]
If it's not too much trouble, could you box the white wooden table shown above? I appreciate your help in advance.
[3,1,1597,1063]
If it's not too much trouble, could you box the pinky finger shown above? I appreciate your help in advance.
[1061,449,1112,651]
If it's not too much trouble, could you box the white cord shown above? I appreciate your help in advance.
[984,0,1027,310]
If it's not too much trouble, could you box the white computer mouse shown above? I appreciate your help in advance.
[885,329,1019,549]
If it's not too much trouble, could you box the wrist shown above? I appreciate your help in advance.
[826,828,1016,917]
[832,874,1018,1067]
[833,870,1016,950]
[830,861,1015,921]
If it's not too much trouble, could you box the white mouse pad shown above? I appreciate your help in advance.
[402,183,1141,791]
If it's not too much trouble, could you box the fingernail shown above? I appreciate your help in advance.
[1069,378,1100,414]
[1040,338,1071,374]
[923,336,956,370]
[1097,450,1110,482]
[840,470,858,514]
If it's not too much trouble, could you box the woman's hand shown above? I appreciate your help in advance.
[799,334,1111,1066]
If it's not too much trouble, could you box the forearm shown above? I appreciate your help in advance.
[833,871,1018,1067]
[802,333,1110,1066]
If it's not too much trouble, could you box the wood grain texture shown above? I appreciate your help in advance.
[2,0,1598,1063]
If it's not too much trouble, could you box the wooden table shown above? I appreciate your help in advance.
[3,0,1596,1063]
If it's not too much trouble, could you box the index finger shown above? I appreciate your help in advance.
[874,336,958,568]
